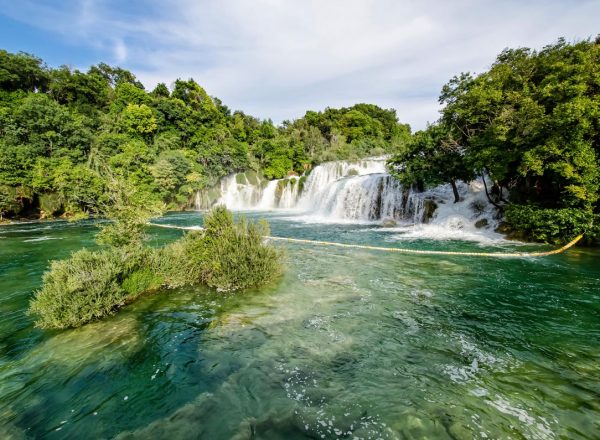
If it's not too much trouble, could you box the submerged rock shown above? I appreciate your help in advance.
[381,218,397,227]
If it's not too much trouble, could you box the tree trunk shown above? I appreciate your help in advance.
[450,179,460,203]
[481,173,501,209]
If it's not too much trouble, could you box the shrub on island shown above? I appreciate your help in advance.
[28,206,283,329]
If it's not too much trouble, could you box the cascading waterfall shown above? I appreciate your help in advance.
[194,191,202,211]
[298,174,410,221]
[194,157,501,232]
[279,179,300,209]
[256,180,278,210]
[197,158,426,221]
[217,175,262,209]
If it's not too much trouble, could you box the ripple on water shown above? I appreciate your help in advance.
[1,212,599,439]
[22,236,64,243]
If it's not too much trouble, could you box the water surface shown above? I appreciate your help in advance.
[1,212,599,439]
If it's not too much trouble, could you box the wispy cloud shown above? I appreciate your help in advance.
[1,0,598,129]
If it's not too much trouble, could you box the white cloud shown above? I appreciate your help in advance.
[113,39,127,63]
[1,0,599,129]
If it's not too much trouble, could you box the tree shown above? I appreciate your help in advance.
[0,50,49,92]
[151,82,170,98]
[390,124,474,202]
[172,79,219,121]
[121,104,157,137]
[88,63,144,89]
[49,66,110,109]
[439,38,599,211]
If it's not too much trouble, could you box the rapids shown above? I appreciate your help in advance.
[0,213,599,439]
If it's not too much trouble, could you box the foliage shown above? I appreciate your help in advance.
[438,38,599,211]
[389,123,474,201]
[154,206,283,291]
[504,204,595,244]
[192,206,283,291]
[29,206,282,329]
[390,37,600,243]
[95,177,164,247]
[0,48,408,219]
[121,103,157,136]
[0,50,49,92]
[28,247,151,329]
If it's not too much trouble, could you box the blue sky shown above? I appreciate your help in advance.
[1,0,598,130]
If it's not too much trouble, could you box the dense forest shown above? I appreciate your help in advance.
[1,37,599,244]
[391,37,599,243]
[0,49,410,220]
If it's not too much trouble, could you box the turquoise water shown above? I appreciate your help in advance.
[1,212,599,439]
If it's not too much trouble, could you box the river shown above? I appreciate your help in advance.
[0,209,599,439]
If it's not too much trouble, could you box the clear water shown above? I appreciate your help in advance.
[1,212,599,439]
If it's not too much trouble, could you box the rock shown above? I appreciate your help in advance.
[39,192,63,217]
[422,199,438,223]
[474,218,489,229]
[381,218,397,227]
[495,221,512,234]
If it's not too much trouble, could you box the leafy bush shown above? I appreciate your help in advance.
[29,207,283,329]
[198,206,283,291]
[504,204,595,244]
[156,206,283,291]
[28,247,150,329]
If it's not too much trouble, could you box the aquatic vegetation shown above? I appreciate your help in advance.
[28,207,282,329]
[157,206,283,292]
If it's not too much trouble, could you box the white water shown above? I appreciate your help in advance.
[217,175,262,210]
[279,178,299,209]
[195,158,503,241]
[386,179,505,242]
[256,180,278,210]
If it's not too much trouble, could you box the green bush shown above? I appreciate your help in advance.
[198,206,283,291]
[38,192,63,216]
[156,206,282,291]
[29,207,283,329]
[28,247,147,329]
[504,204,595,244]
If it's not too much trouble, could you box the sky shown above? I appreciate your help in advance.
[0,0,598,130]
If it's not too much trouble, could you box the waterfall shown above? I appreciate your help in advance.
[194,191,201,211]
[201,158,417,220]
[256,180,278,210]
[296,159,387,210]
[217,175,263,209]
[279,178,300,208]
[196,157,501,233]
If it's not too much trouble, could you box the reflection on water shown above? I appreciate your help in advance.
[1,212,599,439]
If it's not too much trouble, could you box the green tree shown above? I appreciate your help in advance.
[390,124,474,202]
[439,39,599,211]
[121,104,157,137]
[0,50,49,92]
[151,82,170,98]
